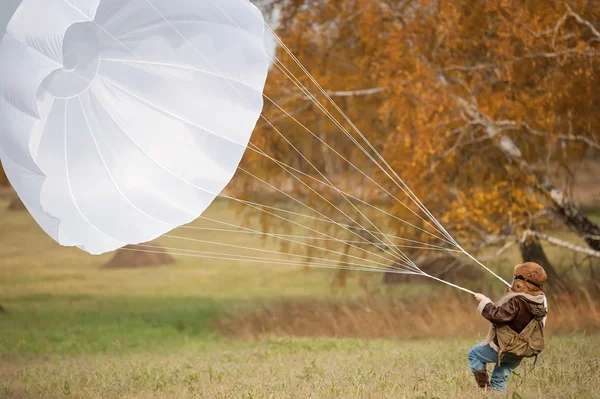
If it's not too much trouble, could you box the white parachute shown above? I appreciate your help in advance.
[0,0,269,254]
[0,0,512,295]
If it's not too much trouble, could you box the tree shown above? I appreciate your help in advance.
[231,0,600,281]
[519,233,565,292]
[362,0,600,250]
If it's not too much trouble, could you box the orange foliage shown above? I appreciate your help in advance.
[232,0,599,261]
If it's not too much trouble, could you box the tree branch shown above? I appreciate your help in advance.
[494,120,600,152]
[297,87,384,101]
[321,87,385,97]
[566,5,600,41]
[525,230,600,258]
[453,98,600,152]
[443,63,497,72]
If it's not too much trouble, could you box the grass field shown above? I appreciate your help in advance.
[2,336,599,399]
[1,197,600,398]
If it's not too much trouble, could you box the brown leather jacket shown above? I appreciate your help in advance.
[481,296,536,345]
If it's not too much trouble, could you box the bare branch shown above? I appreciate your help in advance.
[452,101,600,152]
[525,230,600,258]
[443,63,497,72]
[566,5,600,41]
[323,87,385,97]
[518,48,600,60]
[297,87,384,101]
[494,120,600,151]
[552,11,570,48]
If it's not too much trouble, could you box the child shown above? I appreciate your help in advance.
[469,262,548,391]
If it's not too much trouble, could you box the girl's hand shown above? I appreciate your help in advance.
[474,293,487,302]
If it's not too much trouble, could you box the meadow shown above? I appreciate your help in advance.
[1,197,600,398]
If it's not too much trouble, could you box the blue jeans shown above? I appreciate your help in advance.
[468,344,522,391]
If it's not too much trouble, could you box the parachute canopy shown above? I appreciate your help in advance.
[0,0,269,254]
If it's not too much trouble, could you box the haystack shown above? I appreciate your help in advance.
[102,243,175,269]
[7,197,26,211]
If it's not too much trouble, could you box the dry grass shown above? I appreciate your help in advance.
[214,290,600,341]
[1,336,599,399]
[1,198,600,398]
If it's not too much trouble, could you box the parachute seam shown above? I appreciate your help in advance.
[62,99,126,251]
[101,58,263,93]
[77,94,181,227]
[88,79,393,266]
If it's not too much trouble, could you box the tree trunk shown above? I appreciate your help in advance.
[498,136,600,252]
[519,235,566,292]
[456,99,600,253]
[547,188,600,252]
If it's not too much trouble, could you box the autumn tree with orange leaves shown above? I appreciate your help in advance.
[229,0,600,283]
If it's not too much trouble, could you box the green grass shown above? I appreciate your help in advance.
[586,207,600,222]
[1,197,600,397]
[1,336,599,398]
[0,295,226,355]
[0,197,396,357]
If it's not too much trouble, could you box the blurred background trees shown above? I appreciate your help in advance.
[1,0,599,289]
[230,0,600,288]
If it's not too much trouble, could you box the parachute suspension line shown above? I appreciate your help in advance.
[166,229,415,273]
[66,0,468,282]
[63,5,416,271]
[212,7,464,275]
[97,70,402,267]
[261,86,450,242]
[241,146,444,270]
[147,240,391,270]
[45,0,430,276]
[247,141,456,246]
[125,246,477,291]
[215,197,334,223]
[242,43,451,239]
[195,216,420,271]
[139,1,418,269]
[212,1,458,250]
[122,246,420,275]
[136,0,463,277]
[259,23,449,234]
[71,0,442,271]
[165,232,391,269]
[190,206,454,251]
[217,193,411,268]
[174,227,460,251]
[267,47,509,285]
[272,43,510,285]
[231,151,453,251]
[236,166,413,266]
[242,114,414,266]
[98,0,413,269]
[193,216,418,273]
[420,273,477,295]
[233,3,507,287]
[188,217,457,251]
